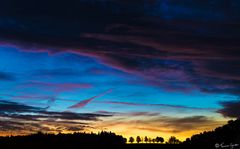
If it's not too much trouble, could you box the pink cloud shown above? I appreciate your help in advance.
[19,81,92,93]
[68,89,112,109]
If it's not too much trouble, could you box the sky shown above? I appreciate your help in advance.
[0,0,240,141]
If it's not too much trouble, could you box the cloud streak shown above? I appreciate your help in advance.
[19,81,92,93]
[68,89,113,109]
[102,101,215,111]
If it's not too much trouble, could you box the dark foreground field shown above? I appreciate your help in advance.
[125,144,191,149]
[0,143,212,149]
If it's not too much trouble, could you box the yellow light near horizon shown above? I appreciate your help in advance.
[89,117,228,142]
[0,116,228,143]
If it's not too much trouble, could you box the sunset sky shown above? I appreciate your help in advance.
[0,0,240,141]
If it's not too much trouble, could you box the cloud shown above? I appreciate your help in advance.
[0,120,27,131]
[96,113,223,135]
[40,111,111,121]
[6,111,111,122]
[19,81,92,93]
[0,93,76,103]
[0,100,44,114]
[68,89,112,109]
[0,93,82,110]
[0,119,85,135]
[217,100,240,118]
[68,97,97,109]
[0,0,239,95]
[126,112,160,117]
[0,100,111,121]
[102,101,215,111]
[0,100,113,135]
[0,72,15,81]
[153,115,221,133]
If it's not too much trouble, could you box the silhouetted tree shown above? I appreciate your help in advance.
[123,137,127,144]
[129,137,134,143]
[144,136,148,143]
[156,136,164,143]
[36,131,44,136]
[148,138,152,143]
[136,136,141,143]
[185,138,190,143]
[152,139,156,143]
[168,136,181,144]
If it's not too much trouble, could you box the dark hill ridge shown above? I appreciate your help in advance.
[184,119,240,148]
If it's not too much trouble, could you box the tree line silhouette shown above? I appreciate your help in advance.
[128,136,181,144]
[0,131,127,149]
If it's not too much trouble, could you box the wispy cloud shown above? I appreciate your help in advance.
[102,101,215,111]
[95,112,224,136]
[19,81,92,93]
[0,93,76,102]
[68,89,113,109]
[0,100,44,114]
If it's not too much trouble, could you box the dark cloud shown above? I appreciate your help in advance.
[0,0,240,95]
[0,120,25,131]
[217,100,240,118]
[0,119,86,134]
[66,126,85,132]
[0,100,43,114]
[168,116,211,123]
[5,111,111,122]
[0,100,112,121]
[40,111,111,121]
[0,72,15,81]
[153,115,220,133]
[0,100,112,134]
[0,120,54,133]
[156,115,220,133]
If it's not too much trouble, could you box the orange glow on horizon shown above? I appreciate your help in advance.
[0,117,228,142]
